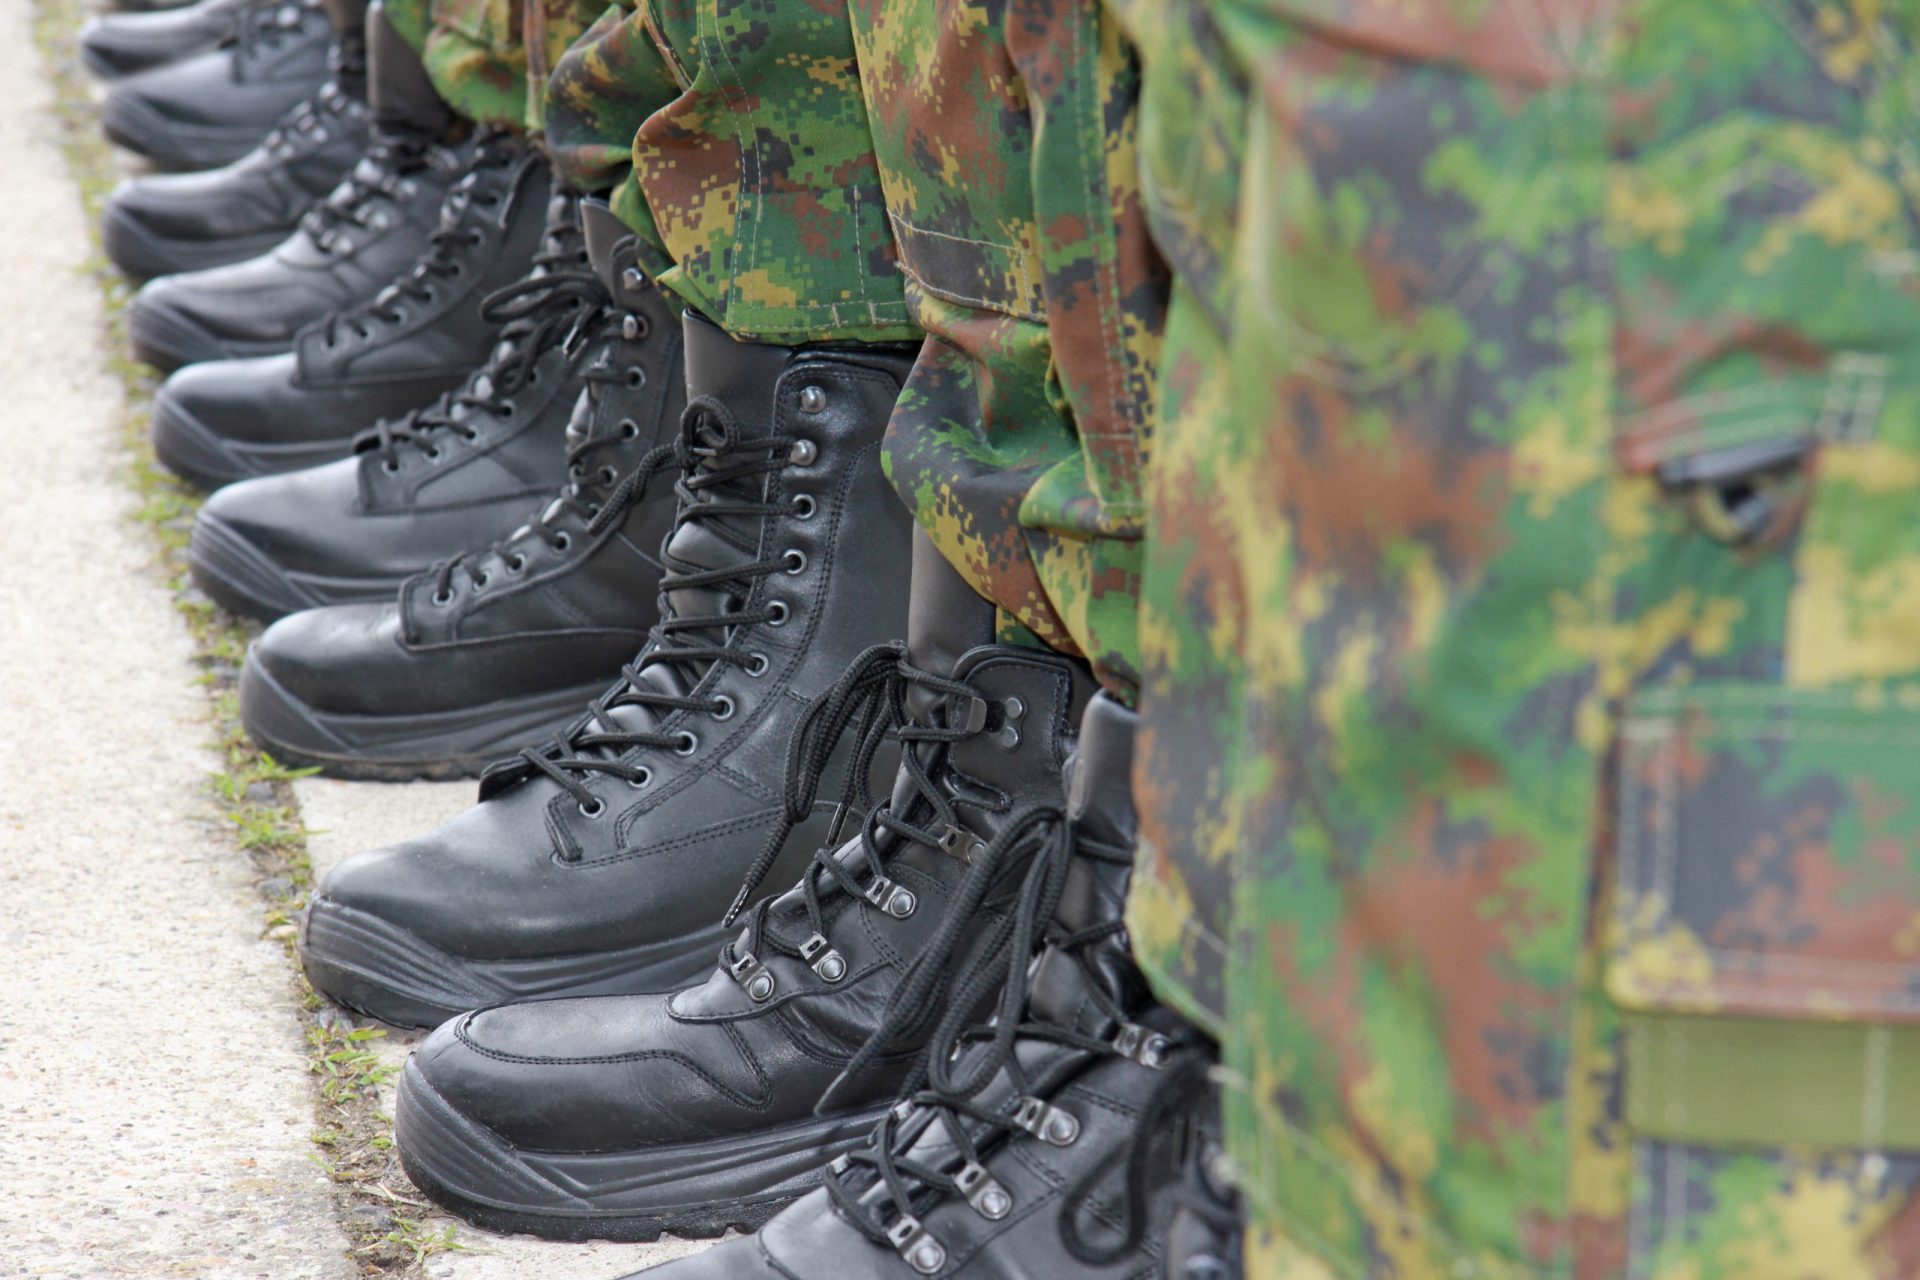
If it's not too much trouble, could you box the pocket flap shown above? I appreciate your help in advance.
[1610,684,1920,1148]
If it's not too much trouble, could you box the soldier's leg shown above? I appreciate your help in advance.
[1136,3,1920,1276]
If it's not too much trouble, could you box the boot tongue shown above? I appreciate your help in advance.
[581,198,633,293]
[573,318,788,735]
[468,192,585,399]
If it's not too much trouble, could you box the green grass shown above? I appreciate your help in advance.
[27,7,458,1272]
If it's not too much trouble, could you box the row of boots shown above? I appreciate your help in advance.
[83,1,1246,1275]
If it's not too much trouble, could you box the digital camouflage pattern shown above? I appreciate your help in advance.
[1127,0,1920,1275]
[420,0,607,133]
[545,0,916,344]
[543,0,1163,700]
[853,0,1165,701]
[543,1,679,258]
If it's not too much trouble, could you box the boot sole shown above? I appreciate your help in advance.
[238,655,608,781]
[395,1063,882,1242]
[100,88,268,172]
[299,897,728,1029]
[101,200,288,282]
[149,387,342,487]
[190,510,401,622]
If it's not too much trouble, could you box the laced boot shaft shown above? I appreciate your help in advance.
[296,311,918,1027]
[394,198,686,632]
[811,693,1204,1276]
[191,192,607,624]
[149,136,552,490]
[127,118,472,373]
[357,190,604,476]
[220,203,690,775]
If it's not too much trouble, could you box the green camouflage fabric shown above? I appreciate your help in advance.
[1126,0,1920,1275]
[853,0,1165,702]
[545,0,916,345]
[379,0,433,53]
[543,0,1163,699]
[544,2,679,261]
[419,0,606,133]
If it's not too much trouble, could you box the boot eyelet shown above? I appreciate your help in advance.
[765,600,790,628]
[553,532,572,551]
[506,554,527,573]
[423,447,441,463]
[625,367,646,389]
[621,312,651,341]
[627,767,653,788]
[381,459,400,474]
[783,549,807,575]
[798,385,827,414]
[788,438,817,466]
[431,588,453,605]
[674,731,699,755]
[710,695,736,721]
[622,267,646,293]
[419,286,435,303]
[578,798,606,818]
[746,652,770,678]
[619,419,640,440]
[461,429,481,443]
[500,403,516,418]
[527,368,540,385]
[599,466,619,485]
[472,571,489,589]
[790,494,816,520]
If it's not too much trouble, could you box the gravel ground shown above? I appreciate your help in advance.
[0,1,718,1273]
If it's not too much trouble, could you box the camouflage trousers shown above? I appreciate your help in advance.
[380,0,602,136]
[542,0,1164,701]
[1123,1,1920,1275]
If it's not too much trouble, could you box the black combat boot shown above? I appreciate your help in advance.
[81,0,254,79]
[125,0,469,372]
[149,136,552,488]
[296,314,921,1023]
[101,0,371,280]
[188,192,624,621]
[100,0,333,170]
[388,530,1094,1241]
[226,202,686,770]
[627,692,1209,1280]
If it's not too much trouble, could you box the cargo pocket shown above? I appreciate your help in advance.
[1610,684,1920,1276]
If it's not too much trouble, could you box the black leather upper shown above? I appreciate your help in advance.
[313,314,923,962]
[195,193,622,599]
[241,203,691,708]
[153,138,553,449]
[102,0,332,127]
[105,79,370,257]
[81,0,255,78]
[629,695,1200,1280]
[411,633,1091,1154]
[130,131,484,352]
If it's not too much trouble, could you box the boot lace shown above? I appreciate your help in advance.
[298,135,434,255]
[694,643,1027,1020]
[358,246,609,471]
[226,0,311,65]
[819,801,1200,1269]
[496,399,802,813]
[262,78,361,161]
